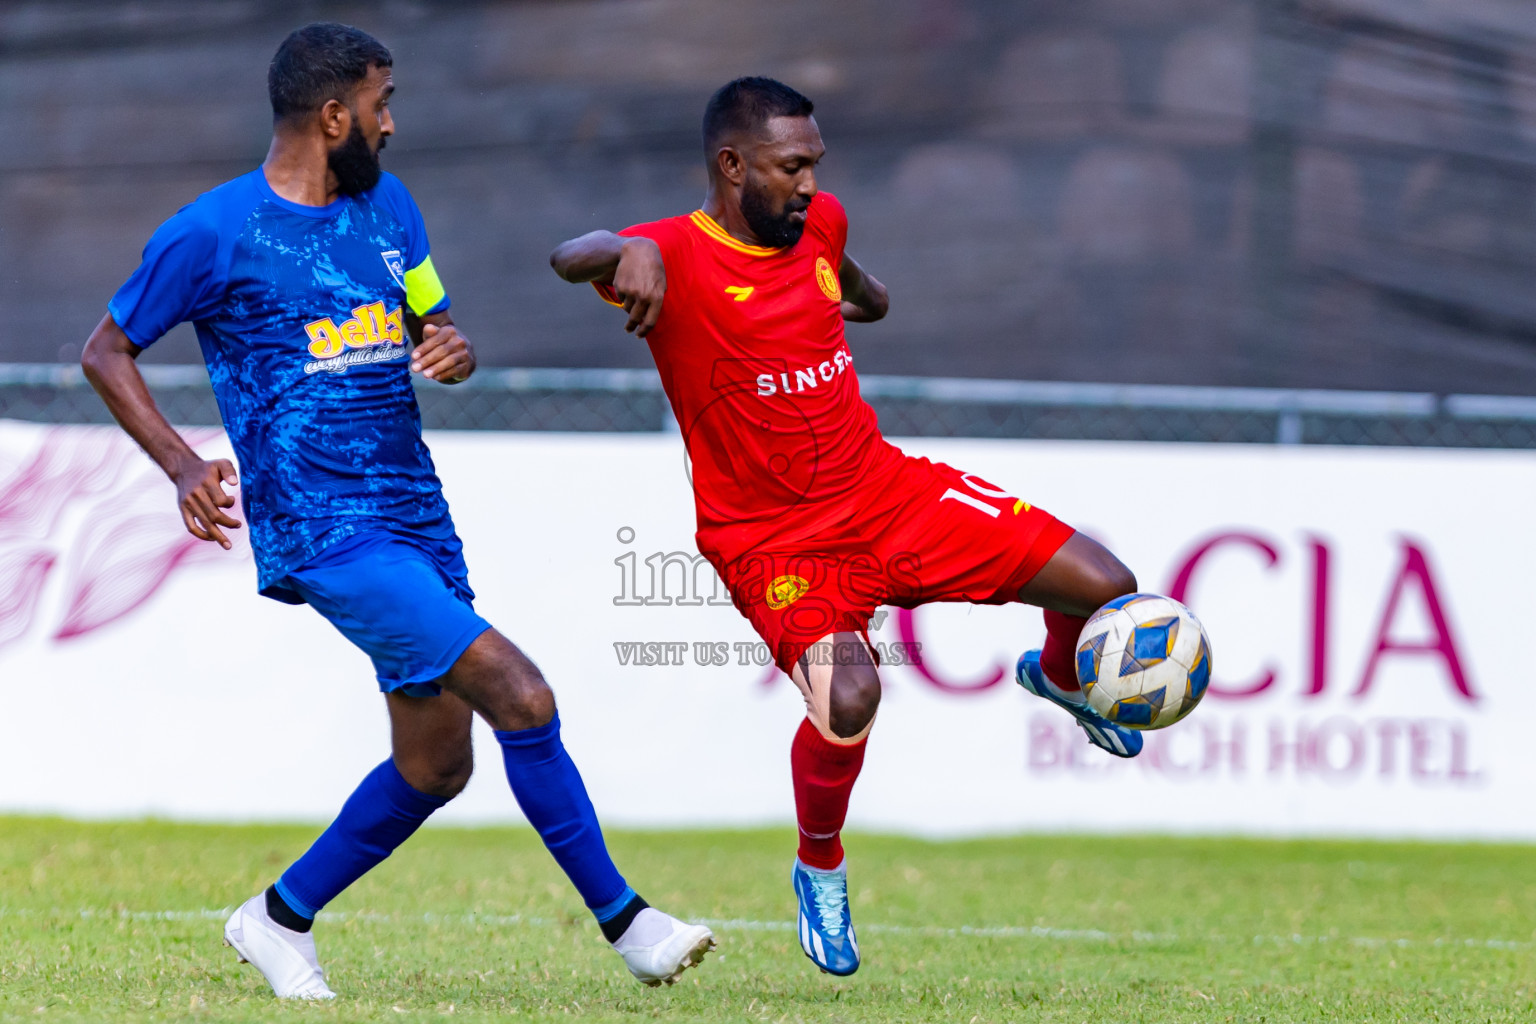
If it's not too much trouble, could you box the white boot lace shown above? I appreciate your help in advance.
[807,871,848,938]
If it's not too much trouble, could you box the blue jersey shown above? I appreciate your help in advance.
[109,168,459,602]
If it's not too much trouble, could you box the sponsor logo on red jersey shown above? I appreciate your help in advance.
[754,347,855,396]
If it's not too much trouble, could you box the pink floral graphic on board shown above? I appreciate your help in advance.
[0,426,246,653]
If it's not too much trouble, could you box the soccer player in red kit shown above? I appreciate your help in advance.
[551,78,1145,976]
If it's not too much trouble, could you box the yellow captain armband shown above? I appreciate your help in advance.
[403,255,447,316]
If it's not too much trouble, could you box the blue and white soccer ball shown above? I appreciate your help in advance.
[1077,593,1212,730]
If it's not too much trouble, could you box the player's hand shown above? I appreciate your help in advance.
[172,457,241,550]
[614,237,666,338]
[413,323,476,383]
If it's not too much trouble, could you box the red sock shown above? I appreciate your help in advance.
[790,718,867,869]
[1040,610,1089,692]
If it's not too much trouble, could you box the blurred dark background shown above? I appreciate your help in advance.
[5,0,1536,394]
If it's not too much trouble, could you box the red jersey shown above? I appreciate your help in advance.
[596,193,905,563]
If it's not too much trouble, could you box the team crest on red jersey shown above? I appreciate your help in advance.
[815,257,841,301]
[766,574,811,609]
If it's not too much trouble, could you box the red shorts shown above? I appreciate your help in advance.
[712,455,1075,674]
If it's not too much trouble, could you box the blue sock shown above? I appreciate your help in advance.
[275,758,448,920]
[494,712,633,922]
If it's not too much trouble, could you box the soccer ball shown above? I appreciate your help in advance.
[1076,593,1211,730]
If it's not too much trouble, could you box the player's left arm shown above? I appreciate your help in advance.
[406,310,476,384]
[839,253,888,323]
[385,176,473,383]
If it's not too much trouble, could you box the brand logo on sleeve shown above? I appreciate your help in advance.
[380,249,406,289]
[302,301,405,373]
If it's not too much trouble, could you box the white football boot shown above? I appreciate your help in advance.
[223,893,336,999]
[611,907,716,986]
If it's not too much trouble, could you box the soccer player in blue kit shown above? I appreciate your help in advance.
[80,23,714,999]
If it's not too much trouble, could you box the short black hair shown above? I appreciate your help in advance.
[702,76,814,155]
[268,23,392,123]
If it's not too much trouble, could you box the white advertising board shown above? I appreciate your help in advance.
[0,420,1528,838]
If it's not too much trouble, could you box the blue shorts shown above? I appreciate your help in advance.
[281,530,491,698]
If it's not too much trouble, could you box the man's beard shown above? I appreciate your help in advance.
[329,121,383,197]
[741,179,809,249]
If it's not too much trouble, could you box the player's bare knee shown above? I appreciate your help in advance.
[506,669,556,725]
[794,634,880,741]
[828,664,881,739]
[481,655,555,731]
[1102,561,1138,604]
[500,642,554,714]
[395,744,473,799]
[1081,555,1137,613]
[413,750,474,799]
[447,630,556,730]
[436,752,474,798]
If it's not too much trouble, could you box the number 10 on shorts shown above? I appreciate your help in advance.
[939,474,1026,519]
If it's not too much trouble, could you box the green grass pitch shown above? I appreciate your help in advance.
[4,817,1536,1022]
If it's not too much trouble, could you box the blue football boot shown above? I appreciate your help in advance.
[792,859,860,976]
[1017,649,1143,758]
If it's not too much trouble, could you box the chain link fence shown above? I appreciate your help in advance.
[4,363,1536,449]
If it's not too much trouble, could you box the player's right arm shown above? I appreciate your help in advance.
[81,316,241,550]
[549,232,667,338]
[86,203,241,549]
